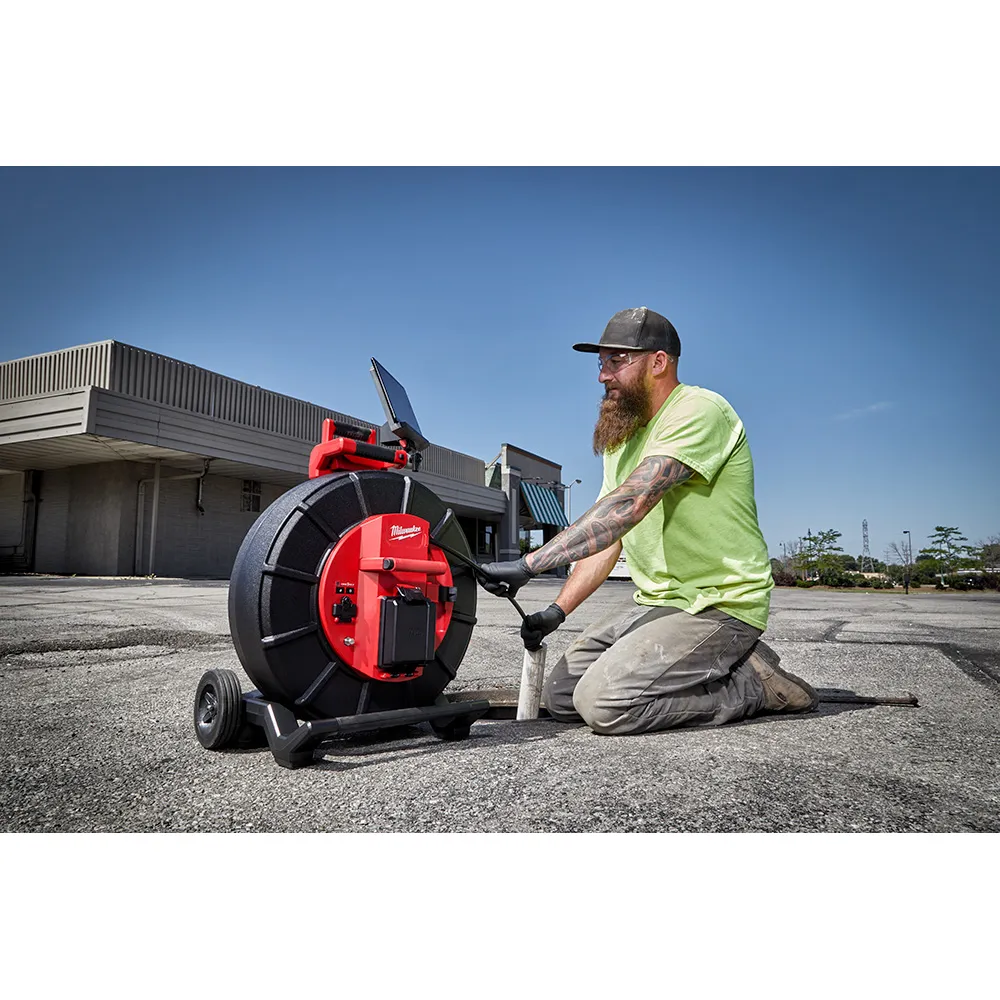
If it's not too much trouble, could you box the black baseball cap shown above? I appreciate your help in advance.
[573,307,681,357]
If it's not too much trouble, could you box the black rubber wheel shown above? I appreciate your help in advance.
[430,718,472,741]
[194,669,244,749]
[228,471,477,722]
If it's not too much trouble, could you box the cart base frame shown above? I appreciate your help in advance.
[242,691,492,769]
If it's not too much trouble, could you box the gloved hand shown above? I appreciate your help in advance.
[521,603,566,651]
[476,557,536,598]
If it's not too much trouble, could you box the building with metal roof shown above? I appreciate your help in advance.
[0,341,572,577]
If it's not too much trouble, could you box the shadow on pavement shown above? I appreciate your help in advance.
[209,685,918,771]
[215,718,571,772]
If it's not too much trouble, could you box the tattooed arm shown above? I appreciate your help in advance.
[473,454,694,603]
[525,454,694,576]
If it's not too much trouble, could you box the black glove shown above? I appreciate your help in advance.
[476,557,536,598]
[521,603,566,651]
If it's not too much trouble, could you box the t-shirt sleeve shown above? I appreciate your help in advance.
[595,455,614,502]
[641,395,743,484]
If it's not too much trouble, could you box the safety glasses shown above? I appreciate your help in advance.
[597,351,648,374]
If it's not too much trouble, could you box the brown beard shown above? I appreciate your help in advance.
[592,378,652,455]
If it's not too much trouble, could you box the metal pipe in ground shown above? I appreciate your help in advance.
[517,642,547,720]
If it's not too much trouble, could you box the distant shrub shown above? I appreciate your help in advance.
[795,579,816,588]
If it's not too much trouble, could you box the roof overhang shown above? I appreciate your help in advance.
[0,389,510,513]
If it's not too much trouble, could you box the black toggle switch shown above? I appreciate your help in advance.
[333,596,358,623]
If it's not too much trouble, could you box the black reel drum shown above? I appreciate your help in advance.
[229,470,477,720]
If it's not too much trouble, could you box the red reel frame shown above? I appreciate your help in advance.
[317,514,455,682]
[308,419,409,477]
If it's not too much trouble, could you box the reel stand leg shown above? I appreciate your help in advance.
[242,692,492,769]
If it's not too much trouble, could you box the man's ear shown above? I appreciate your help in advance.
[651,351,670,374]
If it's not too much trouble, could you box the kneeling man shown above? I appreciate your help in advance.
[478,307,817,735]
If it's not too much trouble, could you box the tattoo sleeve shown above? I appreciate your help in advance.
[525,455,694,574]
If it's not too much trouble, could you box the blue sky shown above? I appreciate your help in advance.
[1,167,997,560]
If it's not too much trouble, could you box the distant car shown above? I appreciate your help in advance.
[569,553,632,580]
[608,554,632,580]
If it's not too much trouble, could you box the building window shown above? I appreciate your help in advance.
[241,479,261,512]
[477,521,494,558]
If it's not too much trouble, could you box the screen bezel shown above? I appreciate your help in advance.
[370,357,430,452]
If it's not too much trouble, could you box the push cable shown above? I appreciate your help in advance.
[431,536,528,622]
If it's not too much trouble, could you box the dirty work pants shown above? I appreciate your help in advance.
[542,604,768,735]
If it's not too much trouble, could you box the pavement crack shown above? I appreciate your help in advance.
[0,628,231,658]
[928,643,1000,694]
[821,620,848,641]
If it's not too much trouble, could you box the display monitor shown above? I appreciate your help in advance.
[370,357,430,452]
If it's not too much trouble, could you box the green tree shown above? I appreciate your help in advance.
[911,559,938,586]
[918,526,977,575]
[799,528,844,580]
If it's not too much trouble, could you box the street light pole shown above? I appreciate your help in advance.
[903,530,911,595]
[564,478,581,522]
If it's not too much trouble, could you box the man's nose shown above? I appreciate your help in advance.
[598,367,614,384]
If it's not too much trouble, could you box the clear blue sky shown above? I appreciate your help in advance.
[2,167,997,560]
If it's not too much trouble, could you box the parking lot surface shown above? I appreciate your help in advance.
[2,576,999,832]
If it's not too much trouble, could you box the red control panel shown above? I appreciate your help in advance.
[317,514,455,682]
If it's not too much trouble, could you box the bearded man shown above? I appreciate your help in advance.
[476,306,817,735]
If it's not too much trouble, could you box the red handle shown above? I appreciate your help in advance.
[359,557,448,575]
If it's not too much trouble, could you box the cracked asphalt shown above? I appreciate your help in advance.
[2,576,999,832]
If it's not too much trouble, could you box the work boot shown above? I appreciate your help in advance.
[747,641,818,713]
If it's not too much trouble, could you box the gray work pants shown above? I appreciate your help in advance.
[542,604,768,735]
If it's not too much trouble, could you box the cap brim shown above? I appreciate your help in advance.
[572,342,644,353]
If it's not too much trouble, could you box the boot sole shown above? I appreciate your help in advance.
[751,641,819,713]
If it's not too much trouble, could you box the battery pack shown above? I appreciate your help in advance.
[378,595,436,670]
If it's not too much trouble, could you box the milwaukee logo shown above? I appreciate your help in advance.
[390,525,423,540]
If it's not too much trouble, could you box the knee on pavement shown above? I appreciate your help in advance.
[571,682,640,736]
[541,687,580,724]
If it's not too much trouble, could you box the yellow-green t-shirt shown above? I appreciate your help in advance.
[598,383,773,630]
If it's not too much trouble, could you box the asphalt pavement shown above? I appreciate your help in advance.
[2,576,999,832]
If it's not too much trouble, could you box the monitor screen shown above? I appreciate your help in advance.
[370,357,429,451]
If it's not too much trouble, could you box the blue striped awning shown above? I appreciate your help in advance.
[520,482,569,528]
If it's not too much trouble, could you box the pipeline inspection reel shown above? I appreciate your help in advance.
[193,358,490,768]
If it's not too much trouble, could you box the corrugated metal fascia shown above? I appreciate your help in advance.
[105,343,381,440]
[419,444,486,485]
[391,467,507,515]
[0,391,90,444]
[89,388,313,475]
[0,342,113,401]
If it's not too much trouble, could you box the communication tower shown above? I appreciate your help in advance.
[860,519,875,574]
